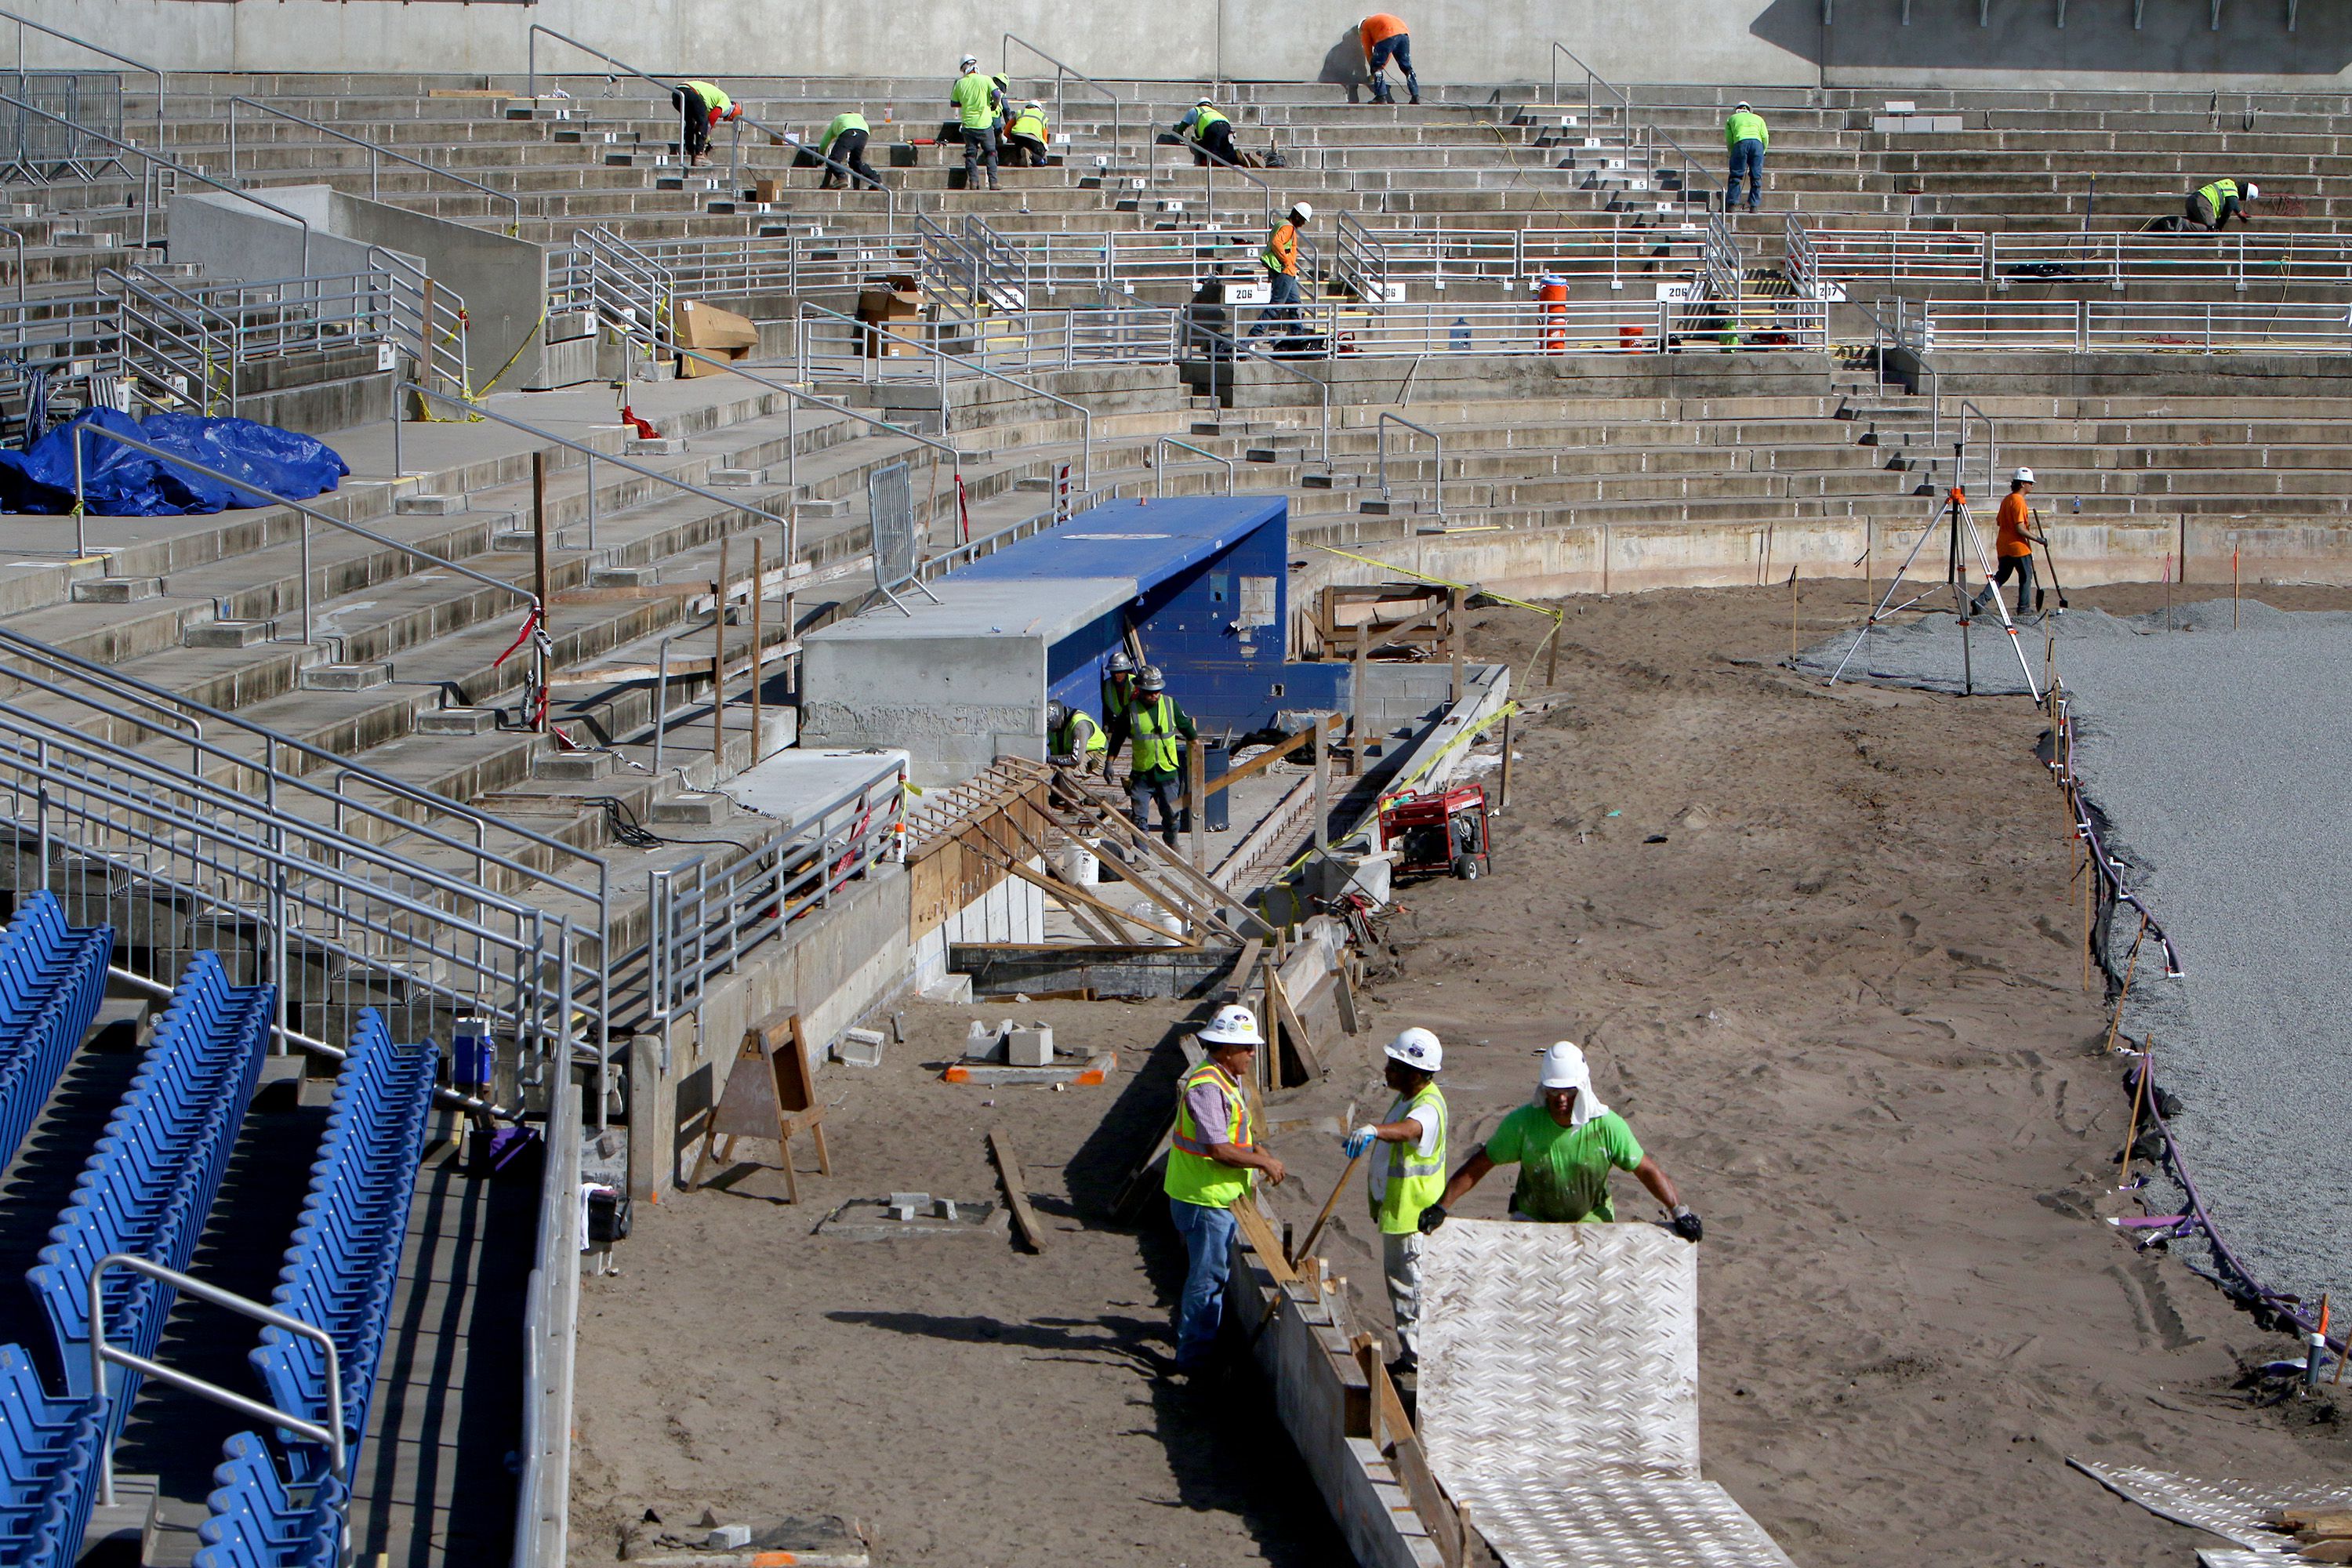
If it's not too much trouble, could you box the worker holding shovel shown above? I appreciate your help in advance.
[1344,1027,1449,1377]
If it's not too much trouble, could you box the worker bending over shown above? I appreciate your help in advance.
[1174,99,1240,168]
[1421,1040,1701,1240]
[1004,100,1051,166]
[818,109,880,190]
[1345,1027,1447,1375]
[2187,177,2258,231]
[1971,467,2045,619]
[1359,13,1420,105]
[1165,1005,1287,1377]
[1045,699,1107,775]
[1249,201,1313,339]
[673,79,740,168]
[1725,101,1768,213]
[950,55,1004,191]
[1119,666,1197,848]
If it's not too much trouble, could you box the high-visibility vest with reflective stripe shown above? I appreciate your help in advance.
[1167,1060,1252,1208]
[1051,707,1107,757]
[1372,1083,1448,1235]
[1010,109,1048,141]
[1129,695,1185,775]
[684,81,732,118]
[2197,179,2239,212]
[1185,106,1230,143]
[1262,220,1300,275]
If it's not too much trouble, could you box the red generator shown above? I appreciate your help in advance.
[1378,783,1493,881]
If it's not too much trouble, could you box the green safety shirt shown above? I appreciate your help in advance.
[822,112,870,145]
[1725,109,1768,151]
[1049,706,1107,760]
[1166,1059,1253,1210]
[1370,1083,1448,1235]
[1482,1102,1645,1223]
[1008,108,1049,141]
[1127,694,1193,778]
[951,71,997,130]
[684,80,733,118]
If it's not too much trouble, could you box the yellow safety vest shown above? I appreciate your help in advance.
[1051,707,1107,758]
[1128,695,1185,776]
[1166,1060,1252,1209]
[2197,179,2239,212]
[1186,106,1230,143]
[1371,1084,1448,1235]
[1010,109,1048,141]
[1261,220,1299,276]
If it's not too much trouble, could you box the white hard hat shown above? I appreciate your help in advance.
[1538,1039,1591,1090]
[1734,100,1751,111]
[1029,100,1044,112]
[1198,96,1216,107]
[1200,1004,1264,1047]
[2013,466,2035,483]
[1290,201,1313,223]
[960,54,979,70]
[2245,181,2261,200]
[1385,1026,1443,1073]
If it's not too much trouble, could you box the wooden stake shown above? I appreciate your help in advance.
[2100,915,2151,1057]
[2080,831,2094,993]
[1788,564,1799,662]
[2118,1036,2151,1190]
[2164,550,2173,632]
[1189,738,1207,869]
[713,533,730,766]
[749,535,764,766]
[1497,711,1515,811]
[1285,1147,1367,1271]
[2233,546,2241,630]
[1864,516,1873,608]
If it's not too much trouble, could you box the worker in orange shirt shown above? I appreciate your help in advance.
[1971,466,2047,618]
[1248,201,1312,339]
[1359,13,1420,105]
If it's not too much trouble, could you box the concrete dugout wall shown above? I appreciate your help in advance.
[20,0,2345,90]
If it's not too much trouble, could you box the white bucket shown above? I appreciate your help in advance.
[1062,840,1101,886]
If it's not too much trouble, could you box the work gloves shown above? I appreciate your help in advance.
[1343,1125,1378,1159]
[1417,1203,1448,1235]
[1671,1204,1704,1243]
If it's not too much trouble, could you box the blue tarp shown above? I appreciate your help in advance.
[0,408,350,517]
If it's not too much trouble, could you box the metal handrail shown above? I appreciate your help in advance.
[226,96,523,234]
[1001,34,1124,172]
[1196,320,1331,466]
[1377,410,1445,520]
[0,5,162,164]
[95,265,223,414]
[796,300,1091,489]
[1334,211,1389,303]
[1155,435,1236,496]
[90,1254,344,1504]
[0,89,311,268]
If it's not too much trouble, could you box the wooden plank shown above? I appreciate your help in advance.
[1221,937,1264,1002]
[1335,963,1363,1036]
[1200,713,1341,800]
[1388,1431,1465,1568]
[1266,969,1325,1085]
[975,845,1194,946]
[1230,1192,1298,1287]
[987,1129,1050,1254]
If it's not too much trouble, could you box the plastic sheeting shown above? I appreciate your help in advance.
[0,408,349,517]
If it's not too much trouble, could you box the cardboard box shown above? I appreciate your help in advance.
[753,177,782,202]
[855,281,923,358]
[674,297,759,376]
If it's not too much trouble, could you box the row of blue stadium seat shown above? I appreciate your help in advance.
[196,1009,438,1568]
[0,893,113,1176]
[0,953,271,1568]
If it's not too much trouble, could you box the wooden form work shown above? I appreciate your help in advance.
[685,1011,833,1202]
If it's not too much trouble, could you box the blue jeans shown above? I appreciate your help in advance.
[1730,138,1764,210]
[1367,34,1418,103]
[1250,269,1301,337]
[1169,1196,1237,1370]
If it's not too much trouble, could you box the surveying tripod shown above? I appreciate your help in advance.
[1827,477,2044,702]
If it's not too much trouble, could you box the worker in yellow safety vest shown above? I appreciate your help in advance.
[1343,1026,1447,1377]
[1100,650,1138,752]
[1165,1004,1287,1377]
[673,80,740,168]
[1249,201,1312,339]
[1045,699,1107,774]
[1004,101,1051,167]
[1118,665,1197,847]
[1174,98,1239,167]
[2187,177,2259,231]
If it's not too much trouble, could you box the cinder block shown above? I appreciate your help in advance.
[709,467,759,485]
[1006,1026,1054,1068]
[591,565,660,588]
[626,437,686,456]
[921,974,975,1005]
[887,1192,930,1219]
[299,663,392,691]
[185,619,270,648]
[70,576,162,603]
[834,1028,884,1068]
[650,792,731,823]
[416,706,497,735]
[51,231,114,249]
[395,492,465,516]
[532,750,612,782]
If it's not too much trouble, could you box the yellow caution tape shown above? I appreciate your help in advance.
[1272,697,1522,880]
[1303,540,1568,688]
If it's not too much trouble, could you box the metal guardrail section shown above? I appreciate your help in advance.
[0,70,119,181]
[1900,296,2352,352]
[1,7,161,158]
[868,459,919,599]
[1701,211,1740,305]
[1334,211,1388,303]
[1795,223,2352,293]
[578,223,673,371]
[646,757,906,1025]
[1377,411,1446,521]
[1783,212,1819,299]
[1000,34,1127,173]
[512,1048,580,1568]
[0,624,609,1104]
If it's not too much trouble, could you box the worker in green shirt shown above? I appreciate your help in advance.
[949,55,1003,191]
[673,79,739,169]
[1419,1040,1702,1240]
[1725,100,1768,213]
[818,110,880,191]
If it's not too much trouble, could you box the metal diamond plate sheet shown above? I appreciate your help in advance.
[1446,1476,1795,1568]
[1416,1219,1699,1486]
[2201,1553,2288,1568]
[2070,1461,2352,1552]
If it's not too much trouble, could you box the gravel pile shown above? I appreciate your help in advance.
[1806,601,2352,1309]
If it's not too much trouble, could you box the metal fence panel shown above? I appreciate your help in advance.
[869,460,916,594]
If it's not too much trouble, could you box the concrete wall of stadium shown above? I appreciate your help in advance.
[18,0,2347,90]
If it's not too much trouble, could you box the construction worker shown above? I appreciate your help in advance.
[1045,699,1107,775]
[1174,98,1240,168]
[1359,13,1420,105]
[1971,467,2046,619]
[1165,1004,1287,1377]
[818,108,880,190]
[2187,177,2259,231]
[1725,101,1768,213]
[1248,201,1312,339]
[1421,1040,1702,1240]
[949,55,1003,191]
[1120,665,1196,848]
[1099,650,1139,752]
[1004,100,1051,167]
[1344,1026,1446,1375]
[673,79,740,168]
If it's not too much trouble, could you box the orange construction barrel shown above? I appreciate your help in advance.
[1537,274,1567,354]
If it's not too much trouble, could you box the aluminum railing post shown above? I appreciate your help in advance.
[70,423,85,558]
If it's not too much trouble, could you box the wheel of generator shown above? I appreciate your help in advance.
[1454,855,1482,881]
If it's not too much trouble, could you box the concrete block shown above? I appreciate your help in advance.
[491,529,547,551]
[887,1192,931,1219]
[834,1027,884,1068]
[650,792,732,823]
[394,492,466,516]
[920,974,974,1005]
[532,750,613,782]
[51,231,115,249]
[786,492,850,517]
[544,310,596,343]
[591,565,661,588]
[184,619,270,648]
[964,1019,1005,1062]
[1006,1026,1054,1068]
[70,576,162,604]
[299,662,392,691]
[706,1526,753,1550]
[709,467,760,485]
[416,706,497,735]
[626,437,686,455]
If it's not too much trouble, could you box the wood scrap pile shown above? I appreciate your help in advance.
[2267,1508,2352,1561]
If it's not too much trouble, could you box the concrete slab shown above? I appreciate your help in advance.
[718,747,908,833]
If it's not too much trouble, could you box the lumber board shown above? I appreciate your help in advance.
[987,1129,1050,1253]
